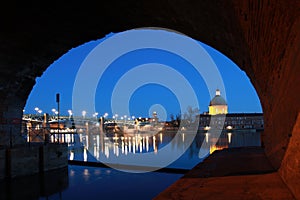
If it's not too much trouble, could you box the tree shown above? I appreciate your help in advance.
[184,106,200,125]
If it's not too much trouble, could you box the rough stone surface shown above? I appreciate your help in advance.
[1,144,68,179]
[280,113,300,199]
[154,173,295,200]
[0,0,299,197]
[8,146,40,178]
[154,147,295,200]
[183,147,275,178]
[40,143,68,172]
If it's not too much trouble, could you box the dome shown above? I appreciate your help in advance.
[209,89,227,106]
[209,95,227,106]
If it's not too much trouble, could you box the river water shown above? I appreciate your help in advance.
[1,130,261,200]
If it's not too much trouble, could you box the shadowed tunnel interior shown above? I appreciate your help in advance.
[0,0,299,198]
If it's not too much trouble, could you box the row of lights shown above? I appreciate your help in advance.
[113,114,136,121]
[26,108,139,121]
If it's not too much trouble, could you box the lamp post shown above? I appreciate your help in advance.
[56,93,60,142]
[51,108,56,120]
[93,112,98,120]
[68,110,72,120]
[82,110,86,119]
[34,107,39,119]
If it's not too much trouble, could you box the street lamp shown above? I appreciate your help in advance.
[124,115,127,124]
[93,112,98,120]
[82,110,86,119]
[104,113,108,118]
[68,110,73,119]
[37,109,42,121]
[51,109,56,120]
[34,107,39,117]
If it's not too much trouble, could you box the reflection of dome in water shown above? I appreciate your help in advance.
[209,89,228,115]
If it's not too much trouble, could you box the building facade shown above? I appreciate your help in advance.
[198,89,264,131]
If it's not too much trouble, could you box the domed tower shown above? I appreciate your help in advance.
[209,89,228,115]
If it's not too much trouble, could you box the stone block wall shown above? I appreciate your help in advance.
[7,146,40,178]
[0,144,68,179]
[279,113,300,199]
[40,143,68,172]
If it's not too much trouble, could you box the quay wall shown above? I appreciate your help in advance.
[0,143,68,179]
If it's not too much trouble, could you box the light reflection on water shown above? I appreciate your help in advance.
[67,130,261,170]
[2,130,261,200]
[0,164,183,200]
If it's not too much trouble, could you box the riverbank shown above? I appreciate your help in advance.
[154,147,295,200]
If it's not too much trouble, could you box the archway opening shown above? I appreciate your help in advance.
[23,28,263,172]
[16,27,267,199]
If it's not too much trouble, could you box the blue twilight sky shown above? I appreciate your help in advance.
[24,30,262,120]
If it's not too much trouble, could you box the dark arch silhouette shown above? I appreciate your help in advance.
[0,0,299,197]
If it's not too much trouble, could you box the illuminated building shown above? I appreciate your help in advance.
[197,89,264,131]
[208,89,228,115]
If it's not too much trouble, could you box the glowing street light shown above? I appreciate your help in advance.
[37,109,42,120]
[82,110,86,119]
[93,112,99,120]
[68,110,73,119]
[51,108,57,120]
[103,113,108,118]
[34,107,39,115]
[113,114,118,123]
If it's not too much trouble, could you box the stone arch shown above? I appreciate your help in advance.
[0,0,299,197]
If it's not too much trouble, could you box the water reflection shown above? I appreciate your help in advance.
[0,167,68,200]
[67,129,261,170]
